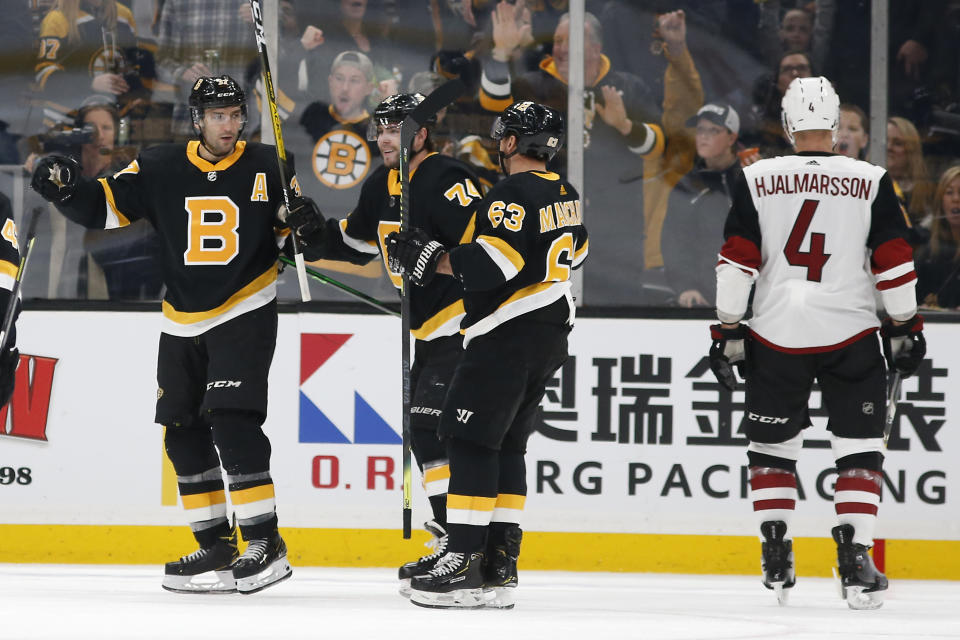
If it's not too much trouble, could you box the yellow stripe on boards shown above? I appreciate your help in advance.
[0,526,956,579]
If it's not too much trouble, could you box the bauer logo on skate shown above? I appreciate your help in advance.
[298,333,400,444]
[0,353,59,442]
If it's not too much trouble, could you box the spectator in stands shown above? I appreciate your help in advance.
[887,116,935,230]
[479,8,702,305]
[756,2,833,72]
[34,0,153,129]
[0,0,35,163]
[298,0,397,104]
[742,49,813,159]
[156,0,255,137]
[296,50,393,302]
[662,103,742,308]
[837,103,869,160]
[915,165,960,309]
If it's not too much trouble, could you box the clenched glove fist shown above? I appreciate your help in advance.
[881,314,926,377]
[283,196,325,242]
[0,348,20,408]
[385,228,446,286]
[709,323,748,391]
[30,154,82,204]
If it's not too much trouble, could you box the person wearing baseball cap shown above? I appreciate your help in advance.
[663,102,743,308]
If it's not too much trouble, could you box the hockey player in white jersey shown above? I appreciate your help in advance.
[709,77,926,610]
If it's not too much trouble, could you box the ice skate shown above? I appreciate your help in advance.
[231,533,292,594]
[409,551,485,609]
[483,526,522,609]
[832,524,887,610]
[398,520,447,598]
[760,521,795,606]
[162,527,238,594]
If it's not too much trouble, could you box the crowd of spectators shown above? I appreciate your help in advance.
[0,0,957,310]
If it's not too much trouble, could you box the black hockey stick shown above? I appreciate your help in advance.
[0,207,42,354]
[250,0,311,302]
[278,256,399,317]
[883,370,903,447]
[398,79,466,538]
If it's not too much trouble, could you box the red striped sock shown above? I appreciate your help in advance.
[834,468,882,546]
[749,466,797,538]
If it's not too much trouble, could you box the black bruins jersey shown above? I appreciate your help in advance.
[314,152,481,340]
[0,200,21,343]
[56,141,293,337]
[448,170,589,346]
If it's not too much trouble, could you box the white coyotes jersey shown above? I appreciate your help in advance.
[718,152,913,350]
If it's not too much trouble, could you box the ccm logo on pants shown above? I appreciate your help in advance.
[207,380,242,390]
[747,412,789,424]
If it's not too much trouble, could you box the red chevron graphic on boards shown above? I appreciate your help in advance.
[300,334,352,384]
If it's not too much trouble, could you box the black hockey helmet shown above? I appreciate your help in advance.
[366,92,432,141]
[491,100,564,162]
[189,75,248,134]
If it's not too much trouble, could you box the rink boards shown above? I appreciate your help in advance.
[1,310,956,578]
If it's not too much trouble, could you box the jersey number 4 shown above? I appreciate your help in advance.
[784,199,830,281]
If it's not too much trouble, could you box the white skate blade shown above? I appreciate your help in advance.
[482,586,516,609]
[843,585,885,610]
[236,557,292,595]
[410,587,484,609]
[162,569,236,594]
[772,582,789,606]
[398,578,412,598]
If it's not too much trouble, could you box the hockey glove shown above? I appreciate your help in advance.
[881,314,926,378]
[385,229,446,286]
[709,323,748,391]
[284,196,325,243]
[0,348,19,408]
[30,154,82,204]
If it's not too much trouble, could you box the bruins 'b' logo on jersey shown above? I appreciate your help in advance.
[312,130,371,190]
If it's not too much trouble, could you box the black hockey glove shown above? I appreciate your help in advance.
[284,196,325,243]
[0,348,20,408]
[709,323,748,391]
[881,314,926,378]
[30,154,82,204]
[385,228,446,286]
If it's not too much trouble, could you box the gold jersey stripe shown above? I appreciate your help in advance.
[423,464,451,484]
[530,171,560,181]
[458,212,477,245]
[479,91,512,112]
[477,235,524,272]
[411,299,464,340]
[0,260,18,278]
[162,264,277,324]
[498,281,555,311]
[97,178,132,227]
[186,140,247,172]
[447,494,496,512]
[495,493,526,510]
[573,239,589,261]
[230,483,276,506]
[180,490,226,510]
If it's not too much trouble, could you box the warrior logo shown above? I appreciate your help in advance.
[312,130,371,189]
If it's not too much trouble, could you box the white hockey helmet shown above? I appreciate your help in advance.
[781,76,840,145]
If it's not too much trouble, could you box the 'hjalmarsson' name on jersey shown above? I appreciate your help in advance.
[718,153,915,350]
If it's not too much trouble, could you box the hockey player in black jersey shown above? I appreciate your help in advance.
[285,92,483,596]
[0,195,23,409]
[387,101,588,609]
[29,75,318,595]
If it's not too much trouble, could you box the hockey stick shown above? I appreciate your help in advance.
[278,256,399,317]
[398,79,466,538]
[883,370,903,447]
[250,0,311,302]
[0,207,42,354]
